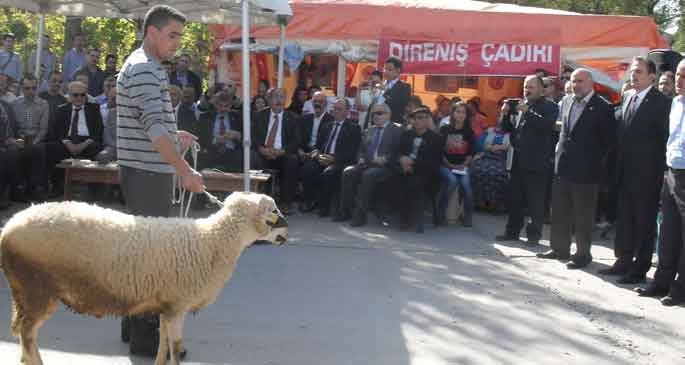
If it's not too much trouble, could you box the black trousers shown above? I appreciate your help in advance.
[207,146,243,173]
[394,173,431,225]
[301,160,345,213]
[613,179,661,276]
[550,177,598,257]
[0,146,20,195]
[255,153,299,206]
[654,169,685,298]
[505,166,548,241]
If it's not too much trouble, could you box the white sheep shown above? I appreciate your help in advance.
[0,192,288,365]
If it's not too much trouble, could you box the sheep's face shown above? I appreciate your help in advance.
[227,192,288,244]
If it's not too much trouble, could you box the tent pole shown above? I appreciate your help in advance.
[336,55,345,97]
[241,0,251,192]
[35,13,46,80]
[277,22,285,88]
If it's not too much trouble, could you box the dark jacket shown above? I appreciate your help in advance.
[383,79,411,124]
[396,128,443,179]
[171,70,203,102]
[315,119,362,168]
[51,102,104,147]
[556,92,616,184]
[615,87,670,192]
[300,112,334,152]
[511,97,559,172]
[197,109,243,150]
[252,108,301,155]
[0,99,17,143]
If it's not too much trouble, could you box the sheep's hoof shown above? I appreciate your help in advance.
[167,348,187,360]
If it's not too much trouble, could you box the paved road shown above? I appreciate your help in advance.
[1,204,684,364]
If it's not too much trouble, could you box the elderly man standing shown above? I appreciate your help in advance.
[538,69,616,269]
[496,75,558,246]
[338,102,403,226]
[599,57,670,283]
[636,60,685,306]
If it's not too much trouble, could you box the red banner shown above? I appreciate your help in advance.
[378,39,560,76]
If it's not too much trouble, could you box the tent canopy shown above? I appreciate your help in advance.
[211,0,665,48]
[3,0,292,25]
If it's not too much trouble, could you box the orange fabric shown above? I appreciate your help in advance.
[209,1,666,49]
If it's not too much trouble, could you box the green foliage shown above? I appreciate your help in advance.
[0,7,212,77]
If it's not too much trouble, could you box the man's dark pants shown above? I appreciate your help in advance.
[340,165,392,217]
[550,177,599,258]
[505,164,548,242]
[653,169,685,298]
[119,166,174,356]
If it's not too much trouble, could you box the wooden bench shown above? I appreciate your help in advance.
[56,161,273,200]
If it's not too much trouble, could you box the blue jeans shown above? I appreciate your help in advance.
[438,166,474,219]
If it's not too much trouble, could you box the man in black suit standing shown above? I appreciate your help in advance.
[301,98,361,217]
[538,69,616,269]
[395,105,443,232]
[636,60,685,306]
[337,102,403,226]
[198,91,243,172]
[496,75,558,246]
[380,57,411,125]
[599,57,670,283]
[253,88,301,214]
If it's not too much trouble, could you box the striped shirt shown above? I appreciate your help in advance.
[116,48,177,174]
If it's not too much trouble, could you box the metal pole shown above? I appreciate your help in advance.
[277,22,285,88]
[336,55,345,97]
[241,0,251,192]
[35,13,46,80]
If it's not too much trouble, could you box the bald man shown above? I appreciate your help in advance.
[538,69,616,269]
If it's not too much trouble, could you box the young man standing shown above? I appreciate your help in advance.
[116,4,203,358]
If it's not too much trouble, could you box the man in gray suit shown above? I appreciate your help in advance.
[336,103,403,227]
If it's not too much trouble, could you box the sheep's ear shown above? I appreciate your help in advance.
[253,195,274,234]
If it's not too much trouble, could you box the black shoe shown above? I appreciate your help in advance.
[495,233,519,241]
[524,239,540,247]
[566,255,592,269]
[617,274,646,285]
[661,295,685,307]
[332,212,351,222]
[597,260,630,276]
[635,284,669,298]
[349,216,366,227]
[318,209,329,218]
[536,250,570,261]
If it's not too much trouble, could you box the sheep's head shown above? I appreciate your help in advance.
[225,192,288,245]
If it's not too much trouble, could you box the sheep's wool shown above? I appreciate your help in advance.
[0,194,267,320]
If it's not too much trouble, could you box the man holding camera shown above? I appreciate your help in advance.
[496,75,559,246]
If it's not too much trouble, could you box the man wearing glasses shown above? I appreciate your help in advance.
[47,81,103,167]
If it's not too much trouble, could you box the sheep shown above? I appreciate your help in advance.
[0,191,288,365]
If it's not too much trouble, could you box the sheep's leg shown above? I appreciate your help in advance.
[19,298,57,365]
[154,314,169,365]
[165,311,187,365]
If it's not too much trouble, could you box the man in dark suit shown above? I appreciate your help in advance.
[599,57,670,283]
[538,69,616,269]
[298,91,333,157]
[337,102,403,226]
[172,53,202,102]
[47,81,103,164]
[636,60,685,305]
[381,57,411,125]
[394,105,443,232]
[496,75,559,246]
[253,87,301,214]
[301,98,361,217]
[197,91,243,172]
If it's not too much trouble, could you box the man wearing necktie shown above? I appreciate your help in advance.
[301,98,362,217]
[337,102,403,226]
[637,59,685,306]
[380,57,411,125]
[197,92,243,172]
[599,57,670,284]
[538,69,616,269]
[253,88,300,214]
